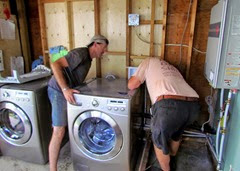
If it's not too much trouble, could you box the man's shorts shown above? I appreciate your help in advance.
[48,86,67,126]
[151,99,200,155]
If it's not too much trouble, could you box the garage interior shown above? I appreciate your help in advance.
[0,0,240,171]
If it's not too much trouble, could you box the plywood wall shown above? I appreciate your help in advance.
[72,1,95,79]
[39,0,165,79]
[72,1,95,47]
[100,0,126,78]
[101,0,126,52]
[131,0,163,59]
[44,3,69,49]
[0,15,22,77]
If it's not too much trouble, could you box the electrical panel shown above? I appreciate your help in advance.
[128,14,139,26]
[204,0,240,89]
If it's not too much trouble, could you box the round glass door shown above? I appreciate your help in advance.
[73,110,123,160]
[0,102,32,145]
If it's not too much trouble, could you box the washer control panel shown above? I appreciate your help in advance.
[73,94,129,115]
[107,99,126,112]
[0,89,32,103]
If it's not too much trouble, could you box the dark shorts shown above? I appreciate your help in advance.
[48,86,67,126]
[151,99,200,155]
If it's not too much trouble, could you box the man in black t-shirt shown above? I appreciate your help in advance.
[47,35,109,171]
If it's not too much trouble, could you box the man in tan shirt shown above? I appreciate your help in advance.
[128,57,200,171]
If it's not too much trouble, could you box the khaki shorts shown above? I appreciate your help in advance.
[48,87,67,126]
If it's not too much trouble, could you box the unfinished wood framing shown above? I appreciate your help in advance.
[107,51,126,56]
[150,0,156,57]
[37,0,189,80]
[140,20,162,25]
[131,0,165,64]
[130,55,149,60]
[94,0,100,34]
[160,0,168,59]
[38,0,95,67]
[66,1,74,50]
[94,0,101,77]
[38,0,49,66]
[186,0,198,79]
[126,0,132,75]
[16,0,31,72]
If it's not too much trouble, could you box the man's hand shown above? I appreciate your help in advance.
[63,88,80,104]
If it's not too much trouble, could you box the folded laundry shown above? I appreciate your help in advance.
[50,49,68,62]
[49,45,65,54]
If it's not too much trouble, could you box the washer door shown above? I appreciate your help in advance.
[73,110,123,160]
[0,102,32,145]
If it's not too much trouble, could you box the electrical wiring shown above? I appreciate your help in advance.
[179,0,193,66]
[166,44,206,54]
[134,26,161,45]
[133,18,207,55]
[201,95,213,132]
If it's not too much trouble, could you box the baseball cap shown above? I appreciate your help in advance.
[87,35,109,47]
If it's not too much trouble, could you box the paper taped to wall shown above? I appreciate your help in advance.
[0,19,15,40]
[0,50,4,71]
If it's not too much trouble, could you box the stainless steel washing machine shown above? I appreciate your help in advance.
[67,78,141,171]
[0,78,52,164]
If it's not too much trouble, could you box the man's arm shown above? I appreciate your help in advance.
[51,57,79,104]
[51,57,68,90]
[128,76,141,90]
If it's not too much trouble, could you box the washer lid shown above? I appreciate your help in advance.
[73,110,123,160]
[0,102,32,145]
[74,78,133,99]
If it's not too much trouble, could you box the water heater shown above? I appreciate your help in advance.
[204,0,240,89]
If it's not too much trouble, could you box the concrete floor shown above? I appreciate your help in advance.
[147,137,216,171]
[0,142,73,171]
[0,137,215,171]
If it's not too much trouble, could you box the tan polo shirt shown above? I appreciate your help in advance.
[133,57,199,104]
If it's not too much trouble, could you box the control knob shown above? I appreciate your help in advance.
[92,99,99,107]
[120,107,125,111]
[3,92,10,98]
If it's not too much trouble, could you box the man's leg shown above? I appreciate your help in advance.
[49,126,66,171]
[154,144,170,171]
[169,140,181,170]
[170,140,181,156]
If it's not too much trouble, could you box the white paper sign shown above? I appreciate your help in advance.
[0,19,16,40]
[0,50,4,71]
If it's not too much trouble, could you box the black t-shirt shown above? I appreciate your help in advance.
[48,47,92,91]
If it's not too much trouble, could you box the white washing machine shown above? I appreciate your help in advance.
[0,83,7,157]
[0,78,52,164]
[68,78,141,171]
